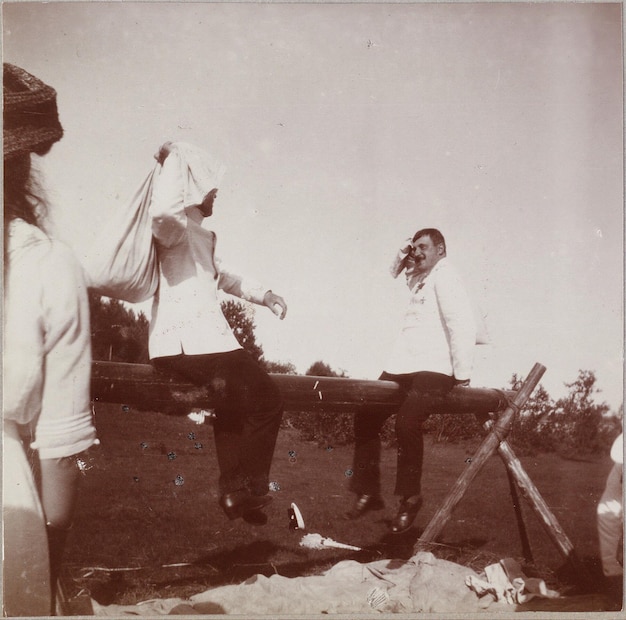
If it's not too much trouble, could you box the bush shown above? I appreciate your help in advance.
[283,411,354,447]
[283,360,359,446]
[504,370,619,458]
[507,383,557,456]
[282,410,397,448]
[553,371,612,458]
[423,413,483,444]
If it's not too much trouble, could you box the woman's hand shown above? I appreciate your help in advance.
[263,290,287,320]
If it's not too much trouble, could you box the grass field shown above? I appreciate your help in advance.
[63,403,616,608]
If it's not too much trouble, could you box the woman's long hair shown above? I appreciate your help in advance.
[4,154,47,227]
[3,153,50,282]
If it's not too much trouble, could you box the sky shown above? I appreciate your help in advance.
[3,2,624,410]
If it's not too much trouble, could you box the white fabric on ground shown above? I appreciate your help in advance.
[92,552,513,616]
[466,558,559,605]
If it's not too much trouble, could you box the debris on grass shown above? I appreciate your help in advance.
[300,533,361,551]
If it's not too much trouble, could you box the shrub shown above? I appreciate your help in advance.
[283,411,354,447]
[283,410,397,447]
[423,413,483,444]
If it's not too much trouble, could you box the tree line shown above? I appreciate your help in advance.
[88,293,297,373]
[90,293,622,456]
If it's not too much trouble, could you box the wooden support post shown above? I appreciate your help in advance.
[483,416,534,564]
[416,363,546,548]
[497,439,593,585]
[506,466,534,564]
[416,362,592,587]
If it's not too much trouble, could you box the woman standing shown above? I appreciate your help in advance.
[3,63,98,616]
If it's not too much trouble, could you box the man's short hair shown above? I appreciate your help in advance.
[412,228,446,253]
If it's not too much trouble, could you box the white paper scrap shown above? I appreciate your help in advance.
[299,533,361,551]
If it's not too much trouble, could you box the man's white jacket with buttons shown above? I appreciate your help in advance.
[385,257,476,380]
[148,152,267,359]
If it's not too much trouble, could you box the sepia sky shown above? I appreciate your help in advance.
[3,2,624,408]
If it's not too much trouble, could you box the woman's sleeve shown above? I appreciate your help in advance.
[35,243,97,459]
[150,151,187,248]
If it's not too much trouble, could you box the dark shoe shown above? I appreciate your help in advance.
[390,496,422,534]
[219,489,273,520]
[345,494,385,520]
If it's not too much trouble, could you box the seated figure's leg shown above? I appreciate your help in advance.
[394,371,455,498]
[350,409,391,497]
[153,351,282,496]
[345,372,401,519]
[390,372,455,534]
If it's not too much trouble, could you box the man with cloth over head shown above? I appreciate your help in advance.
[346,228,477,534]
[149,141,287,524]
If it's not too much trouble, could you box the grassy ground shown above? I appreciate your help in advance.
[63,403,616,608]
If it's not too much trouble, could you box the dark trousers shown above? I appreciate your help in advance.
[350,371,455,498]
[153,349,283,496]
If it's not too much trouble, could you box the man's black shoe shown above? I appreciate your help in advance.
[345,494,385,520]
[390,496,422,534]
[219,489,273,520]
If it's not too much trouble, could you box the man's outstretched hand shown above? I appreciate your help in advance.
[263,291,287,320]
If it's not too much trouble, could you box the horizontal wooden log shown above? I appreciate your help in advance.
[91,361,513,416]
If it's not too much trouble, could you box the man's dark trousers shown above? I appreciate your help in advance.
[153,349,283,496]
[350,371,456,498]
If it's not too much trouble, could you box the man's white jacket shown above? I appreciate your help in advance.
[148,153,266,359]
[385,257,476,380]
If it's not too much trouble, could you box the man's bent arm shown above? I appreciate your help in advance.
[435,263,476,380]
[150,152,187,248]
[216,259,268,305]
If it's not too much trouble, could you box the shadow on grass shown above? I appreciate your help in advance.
[85,539,374,604]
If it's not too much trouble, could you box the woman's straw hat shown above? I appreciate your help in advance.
[4,63,64,159]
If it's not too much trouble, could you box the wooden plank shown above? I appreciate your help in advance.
[91,361,512,415]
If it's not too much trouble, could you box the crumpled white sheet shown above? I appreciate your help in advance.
[465,557,560,604]
[92,551,512,616]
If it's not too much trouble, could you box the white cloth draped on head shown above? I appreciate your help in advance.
[169,141,226,208]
